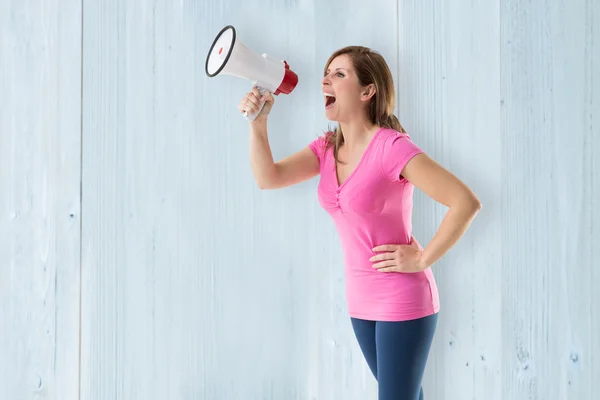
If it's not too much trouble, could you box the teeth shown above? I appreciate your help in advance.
[324,93,335,97]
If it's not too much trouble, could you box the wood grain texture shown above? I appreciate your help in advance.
[2,0,599,399]
[398,1,502,398]
[501,0,600,399]
[0,1,82,399]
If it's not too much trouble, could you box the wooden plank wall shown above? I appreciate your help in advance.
[0,1,82,399]
[499,1,599,399]
[1,0,598,399]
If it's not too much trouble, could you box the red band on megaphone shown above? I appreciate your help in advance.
[274,61,298,95]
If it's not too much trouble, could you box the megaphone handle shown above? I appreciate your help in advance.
[243,86,266,121]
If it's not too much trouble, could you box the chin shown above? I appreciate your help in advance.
[325,106,339,122]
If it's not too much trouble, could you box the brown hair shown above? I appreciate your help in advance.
[322,46,405,163]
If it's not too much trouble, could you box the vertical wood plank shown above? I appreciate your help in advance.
[398,0,502,398]
[81,0,157,398]
[0,1,82,399]
[501,1,600,399]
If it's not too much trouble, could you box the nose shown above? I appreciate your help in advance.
[321,74,331,87]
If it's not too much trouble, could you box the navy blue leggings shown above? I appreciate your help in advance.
[350,313,438,400]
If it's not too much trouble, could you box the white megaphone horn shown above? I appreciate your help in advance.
[205,25,299,121]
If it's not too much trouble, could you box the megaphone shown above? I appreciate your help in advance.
[205,25,299,121]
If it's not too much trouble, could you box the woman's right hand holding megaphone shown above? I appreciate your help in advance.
[238,86,274,124]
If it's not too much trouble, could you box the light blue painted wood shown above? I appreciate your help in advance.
[2,0,599,399]
[501,1,600,399]
[0,1,82,399]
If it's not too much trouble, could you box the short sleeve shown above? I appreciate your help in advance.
[380,132,424,182]
[308,135,328,165]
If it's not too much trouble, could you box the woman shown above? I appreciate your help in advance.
[238,46,481,400]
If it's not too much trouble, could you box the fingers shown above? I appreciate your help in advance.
[377,266,400,273]
[251,86,261,98]
[238,87,273,116]
[372,244,398,252]
[261,90,274,103]
[237,97,248,114]
[240,92,260,114]
[238,98,256,115]
[370,242,422,273]
[371,259,397,270]
[251,86,273,101]
[369,252,396,262]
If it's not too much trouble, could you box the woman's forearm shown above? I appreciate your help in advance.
[249,122,278,189]
[421,197,482,269]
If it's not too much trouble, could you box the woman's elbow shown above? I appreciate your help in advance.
[452,190,481,213]
[466,194,482,213]
[256,178,278,190]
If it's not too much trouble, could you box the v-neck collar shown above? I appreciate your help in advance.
[335,127,384,189]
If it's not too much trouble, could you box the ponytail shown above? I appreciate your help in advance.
[378,113,405,133]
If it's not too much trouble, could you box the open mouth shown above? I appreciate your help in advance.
[325,93,336,109]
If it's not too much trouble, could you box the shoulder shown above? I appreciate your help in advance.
[308,131,333,159]
[375,127,421,154]
[376,127,415,146]
[376,128,424,181]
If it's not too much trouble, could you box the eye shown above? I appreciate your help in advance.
[336,72,345,78]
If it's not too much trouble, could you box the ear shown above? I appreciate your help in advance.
[361,84,376,102]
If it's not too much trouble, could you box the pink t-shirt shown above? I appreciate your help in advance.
[308,127,440,321]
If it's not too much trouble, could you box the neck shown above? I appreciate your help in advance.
[338,115,379,150]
